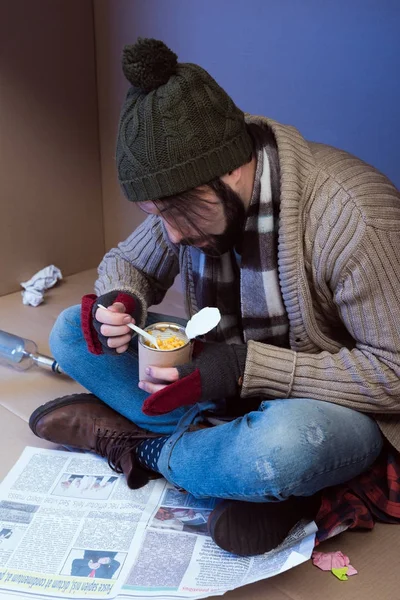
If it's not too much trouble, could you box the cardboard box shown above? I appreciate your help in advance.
[1,270,399,600]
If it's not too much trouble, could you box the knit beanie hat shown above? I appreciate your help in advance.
[116,38,253,203]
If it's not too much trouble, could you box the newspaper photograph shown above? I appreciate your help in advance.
[0,447,317,600]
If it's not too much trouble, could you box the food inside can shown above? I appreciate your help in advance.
[145,330,186,351]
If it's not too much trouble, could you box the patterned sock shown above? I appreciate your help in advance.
[135,436,169,473]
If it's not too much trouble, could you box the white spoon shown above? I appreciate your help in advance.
[185,307,221,340]
[97,304,160,349]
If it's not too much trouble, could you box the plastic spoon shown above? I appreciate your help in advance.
[185,307,221,340]
[97,304,160,349]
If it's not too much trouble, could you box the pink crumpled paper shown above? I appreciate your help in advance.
[312,551,358,579]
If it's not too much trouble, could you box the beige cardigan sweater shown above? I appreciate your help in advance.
[96,116,400,451]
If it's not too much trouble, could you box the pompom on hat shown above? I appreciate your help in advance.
[116,38,253,203]
[122,38,178,92]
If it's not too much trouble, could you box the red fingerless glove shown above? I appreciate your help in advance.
[81,291,137,355]
[142,341,247,416]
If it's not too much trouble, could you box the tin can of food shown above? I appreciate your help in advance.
[138,322,192,383]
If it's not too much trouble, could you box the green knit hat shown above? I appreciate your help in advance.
[116,38,253,203]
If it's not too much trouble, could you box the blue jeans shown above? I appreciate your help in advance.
[50,305,383,501]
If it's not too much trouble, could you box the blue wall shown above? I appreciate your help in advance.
[130,0,400,188]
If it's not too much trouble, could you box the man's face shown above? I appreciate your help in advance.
[139,182,246,257]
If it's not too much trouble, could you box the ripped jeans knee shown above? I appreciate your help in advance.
[158,398,383,501]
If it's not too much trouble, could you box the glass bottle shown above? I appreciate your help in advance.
[0,330,63,374]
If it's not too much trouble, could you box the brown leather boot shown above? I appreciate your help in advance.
[29,393,163,489]
[208,495,321,556]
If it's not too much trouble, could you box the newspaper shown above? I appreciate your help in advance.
[0,447,317,600]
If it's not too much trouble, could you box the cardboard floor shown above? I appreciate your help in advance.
[1,269,399,599]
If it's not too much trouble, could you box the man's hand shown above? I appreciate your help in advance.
[141,341,247,416]
[95,303,133,354]
[81,290,137,355]
[138,366,179,393]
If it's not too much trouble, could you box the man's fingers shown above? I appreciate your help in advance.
[145,366,180,382]
[96,305,133,326]
[138,381,170,394]
[138,366,180,394]
[116,344,129,354]
[107,334,132,349]
[107,302,126,313]
[100,324,132,337]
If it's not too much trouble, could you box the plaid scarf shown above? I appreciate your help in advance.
[188,126,289,347]
[316,446,400,544]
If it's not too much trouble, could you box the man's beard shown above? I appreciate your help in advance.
[182,183,246,257]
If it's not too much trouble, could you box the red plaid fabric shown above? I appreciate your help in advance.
[316,445,400,543]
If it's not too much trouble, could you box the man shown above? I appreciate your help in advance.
[71,551,120,579]
[30,38,400,556]
[0,529,12,542]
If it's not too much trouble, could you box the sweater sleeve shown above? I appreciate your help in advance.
[242,224,400,414]
[94,215,179,327]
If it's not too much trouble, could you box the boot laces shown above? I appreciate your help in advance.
[95,429,158,474]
